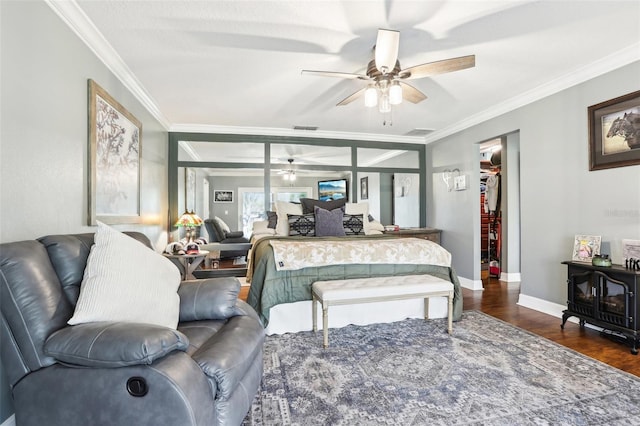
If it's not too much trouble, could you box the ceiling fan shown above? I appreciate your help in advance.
[302,29,475,111]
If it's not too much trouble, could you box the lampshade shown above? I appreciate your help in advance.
[389,81,402,105]
[364,85,378,107]
[175,210,203,228]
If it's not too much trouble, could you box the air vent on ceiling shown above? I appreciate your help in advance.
[293,125,318,131]
[404,128,434,137]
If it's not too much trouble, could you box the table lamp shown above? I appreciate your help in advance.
[175,210,204,243]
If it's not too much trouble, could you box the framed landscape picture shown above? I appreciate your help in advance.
[88,79,142,225]
[588,90,640,171]
[572,235,601,263]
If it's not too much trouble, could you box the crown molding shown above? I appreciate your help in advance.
[169,123,425,144]
[45,0,171,130]
[424,44,640,144]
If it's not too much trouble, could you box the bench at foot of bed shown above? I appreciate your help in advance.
[311,274,454,348]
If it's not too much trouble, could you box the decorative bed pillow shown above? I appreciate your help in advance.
[314,206,346,237]
[266,211,278,229]
[345,202,372,234]
[68,222,181,330]
[288,213,316,237]
[275,201,303,235]
[300,198,347,214]
[343,214,364,235]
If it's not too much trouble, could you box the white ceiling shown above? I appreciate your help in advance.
[56,0,640,143]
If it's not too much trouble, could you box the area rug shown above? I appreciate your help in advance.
[243,310,640,425]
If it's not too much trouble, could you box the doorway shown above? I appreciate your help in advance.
[478,133,521,284]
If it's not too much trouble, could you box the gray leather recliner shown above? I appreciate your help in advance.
[0,232,264,426]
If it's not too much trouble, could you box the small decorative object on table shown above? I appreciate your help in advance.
[591,254,612,267]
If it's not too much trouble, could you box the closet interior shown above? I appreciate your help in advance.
[480,141,502,279]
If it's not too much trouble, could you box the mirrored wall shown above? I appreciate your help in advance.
[169,133,426,237]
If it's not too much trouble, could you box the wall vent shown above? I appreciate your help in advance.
[293,125,319,131]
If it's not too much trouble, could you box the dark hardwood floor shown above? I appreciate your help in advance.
[239,276,639,377]
[466,276,640,377]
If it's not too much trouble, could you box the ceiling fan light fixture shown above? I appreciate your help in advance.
[379,93,391,113]
[389,81,402,105]
[364,85,378,107]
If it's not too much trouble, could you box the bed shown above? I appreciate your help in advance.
[246,234,463,335]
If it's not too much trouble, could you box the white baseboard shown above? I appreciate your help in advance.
[517,293,566,318]
[500,272,521,282]
[458,276,483,291]
[1,414,15,426]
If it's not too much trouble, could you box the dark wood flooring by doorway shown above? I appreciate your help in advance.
[239,276,639,377]
[469,276,640,377]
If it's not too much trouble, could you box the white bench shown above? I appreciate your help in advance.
[311,274,454,348]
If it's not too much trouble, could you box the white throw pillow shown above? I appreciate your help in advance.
[214,216,231,234]
[68,222,181,329]
[345,202,372,234]
[275,201,303,235]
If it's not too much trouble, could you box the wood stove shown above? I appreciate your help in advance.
[561,261,640,354]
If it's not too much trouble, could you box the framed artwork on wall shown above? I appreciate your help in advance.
[214,190,234,203]
[588,90,640,171]
[360,177,369,200]
[88,79,142,225]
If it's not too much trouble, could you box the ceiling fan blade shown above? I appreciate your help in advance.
[301,70,369,80]
[337,87,366,106]
[375,29,400,74]
[398,82,427,103]
[399,55,475,80]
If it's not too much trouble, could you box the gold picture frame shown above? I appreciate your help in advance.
[588,90,640,171]
[88,79,142,225]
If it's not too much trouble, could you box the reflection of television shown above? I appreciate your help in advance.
[318,178,348,202]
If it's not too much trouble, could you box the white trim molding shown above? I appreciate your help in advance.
[517,294,567,319]
[458,276,484,291]
[45,0,171,130]
[500,272,521,282]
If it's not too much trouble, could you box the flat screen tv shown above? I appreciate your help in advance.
[318,178,348,202]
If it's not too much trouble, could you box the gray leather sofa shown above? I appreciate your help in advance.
[0,232,264,426]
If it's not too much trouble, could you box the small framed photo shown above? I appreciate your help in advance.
[360,177,369,200]
[588,90,640,171]
[623,239,640,261]
[213,190,233,203]
[572,235,601,262]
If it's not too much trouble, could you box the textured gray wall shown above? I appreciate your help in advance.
[0,1,169,421]
[426,61,640,304]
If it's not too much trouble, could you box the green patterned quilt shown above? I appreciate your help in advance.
[246,235,463,326]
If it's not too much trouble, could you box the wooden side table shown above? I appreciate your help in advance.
[383,227,442,244]
[164,250,209,281]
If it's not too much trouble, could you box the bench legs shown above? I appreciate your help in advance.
[313,292,454,348]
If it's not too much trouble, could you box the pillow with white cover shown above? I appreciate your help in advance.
[345,202,373,234]
[275,201,303,235]
[68,222,181,330]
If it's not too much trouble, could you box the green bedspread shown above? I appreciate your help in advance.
[247,235,462,327]
[246,235,463,326]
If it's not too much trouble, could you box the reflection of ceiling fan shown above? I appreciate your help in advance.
[276,158,297,181]
[302,29,475,111]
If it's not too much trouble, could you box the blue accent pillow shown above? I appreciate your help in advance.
[314,206,346,237]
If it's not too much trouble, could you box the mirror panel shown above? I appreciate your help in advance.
[178,141,264,163]
[271,144,351,166]
[357,148,419,168]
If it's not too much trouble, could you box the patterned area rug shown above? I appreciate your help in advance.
[243,311,640,425]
